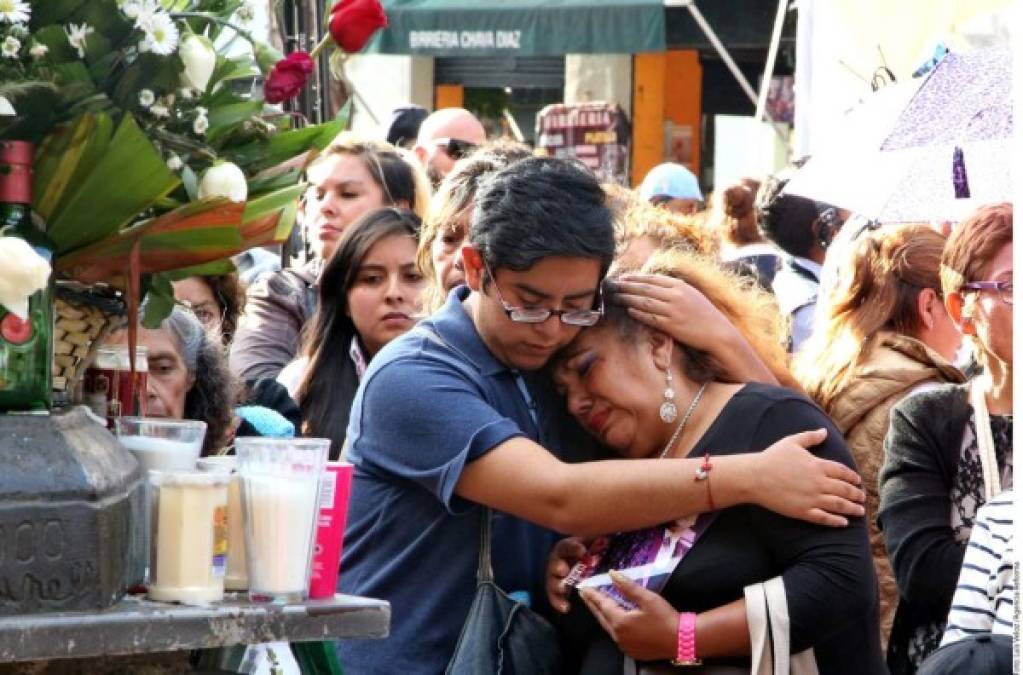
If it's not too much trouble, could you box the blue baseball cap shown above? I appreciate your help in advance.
[639,163,703,203]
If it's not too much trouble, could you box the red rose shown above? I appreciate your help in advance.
[329,0,388,53]
[263,51,315,104]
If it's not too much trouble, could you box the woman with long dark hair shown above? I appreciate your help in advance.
[279,207,425,457]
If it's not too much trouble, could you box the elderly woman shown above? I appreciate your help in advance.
[548,249,883,674]
[796,222,965,649]
[108,306,298,454]
[878,203,1013,674]
[108,306,237,454]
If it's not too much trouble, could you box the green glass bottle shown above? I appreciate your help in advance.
[0,140,53,410]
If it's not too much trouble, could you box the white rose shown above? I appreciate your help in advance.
[0,238,51,321]
[198,162,248,203]
[28,43,48,60]
[138,88,155,107]
[193,114,209,136]
[178,34,216,93]
[166,154,183,171]
[150,103,170,118]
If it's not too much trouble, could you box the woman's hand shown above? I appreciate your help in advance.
[579,570,678,662]
[749,429,865,527]
[546,537,588,613]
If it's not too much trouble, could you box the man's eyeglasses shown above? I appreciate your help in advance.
[434,137,477,161]
[483,260,603,326]
[962,280,1013,305]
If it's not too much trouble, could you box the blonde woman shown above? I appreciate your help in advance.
[612,194,717,271]
[796,223,965,650]
[416,140,532,314]
[229,133,430,380]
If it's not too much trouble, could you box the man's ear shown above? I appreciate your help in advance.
[413,144,428,168]
[649,330,674,372]
[462,246,485,292]
[945,291,975,335]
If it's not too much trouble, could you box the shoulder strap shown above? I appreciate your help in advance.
[477,508,494,584]
[745,582,772,675]
[970,377,1002,502]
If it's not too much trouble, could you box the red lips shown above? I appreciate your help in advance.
[586,409,610,436]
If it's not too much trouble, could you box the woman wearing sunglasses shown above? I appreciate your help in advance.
[878,203,1013,675]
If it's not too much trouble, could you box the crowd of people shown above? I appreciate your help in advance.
[111,104,1012,674]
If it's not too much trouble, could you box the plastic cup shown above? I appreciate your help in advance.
[196,456,248,591]
[308,461,355,599]
[115,418,207,473]
[236,438,329,604]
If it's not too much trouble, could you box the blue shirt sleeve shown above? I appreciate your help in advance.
[347,354,524,514]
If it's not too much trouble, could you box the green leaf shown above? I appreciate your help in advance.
[242,183,307,222]
[30,0,89,28]
[47,114,181,254]
[210,55,260,89]
[111,52,183,110]
[226,112,349,174]
[206,100,262,145]
[166,259,238,281]
[247,168,302,195]
[142,273,176,329]
[28,25,77,62]
[33,112,112,220]
[52,61,97,95]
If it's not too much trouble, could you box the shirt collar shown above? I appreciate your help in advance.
[349,336,369,380]
[428,285,513,377]
[789,255,823,279]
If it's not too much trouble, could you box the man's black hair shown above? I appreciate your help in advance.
[470,157,615,282]
[755,173,823,258]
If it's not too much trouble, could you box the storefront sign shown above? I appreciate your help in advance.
[369,0,666,57]
[536,102,631,185]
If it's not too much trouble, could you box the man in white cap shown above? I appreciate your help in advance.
[413,107,487,188]
[638,162,704,215]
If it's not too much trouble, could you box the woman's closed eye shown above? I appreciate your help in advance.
[576,353,597,377]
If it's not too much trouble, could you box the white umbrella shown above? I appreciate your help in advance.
[786,47,1012,222]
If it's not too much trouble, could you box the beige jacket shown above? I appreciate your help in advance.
[826,332,964,651]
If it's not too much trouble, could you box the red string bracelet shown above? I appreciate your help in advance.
[694,452,715,511]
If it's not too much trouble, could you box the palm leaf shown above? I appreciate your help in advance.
[46,114,180,254]
[56,198,246,282]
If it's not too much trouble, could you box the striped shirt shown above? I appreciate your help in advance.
[941,490,1017,646]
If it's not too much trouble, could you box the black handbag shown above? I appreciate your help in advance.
[445,508,563,675]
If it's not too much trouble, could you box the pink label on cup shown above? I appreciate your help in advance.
[308,462,354,599]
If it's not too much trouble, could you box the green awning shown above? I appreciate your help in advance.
[366,0,667,57]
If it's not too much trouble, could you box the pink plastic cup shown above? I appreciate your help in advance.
[308,461,354,599]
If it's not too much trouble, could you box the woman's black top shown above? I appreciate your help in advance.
[562,383,886,675]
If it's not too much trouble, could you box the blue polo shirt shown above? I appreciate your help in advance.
[337,286,577,674]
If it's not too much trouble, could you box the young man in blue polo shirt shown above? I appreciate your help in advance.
[338,157,864,673]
